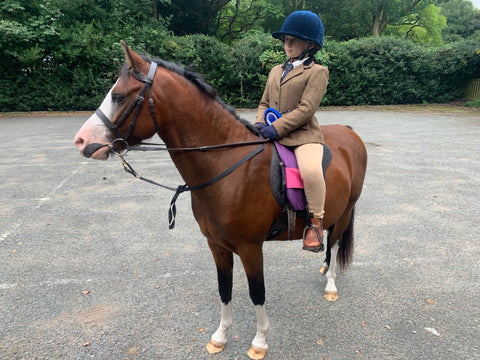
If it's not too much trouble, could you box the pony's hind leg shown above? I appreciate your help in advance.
[319,230,338,301]
[322,206,355,301]
[324,243,339,301]
[320,233,332,274]
[206,240,234,354]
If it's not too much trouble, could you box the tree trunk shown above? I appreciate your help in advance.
[371,3,388,37]
[152,0,157,19]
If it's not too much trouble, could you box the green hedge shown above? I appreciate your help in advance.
[323,37,480,105]
[1,35,479,112]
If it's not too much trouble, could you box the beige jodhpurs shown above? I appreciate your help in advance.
[293,143,326,219]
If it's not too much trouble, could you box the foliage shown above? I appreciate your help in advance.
[1,0,480,111]
[323,37,480,105]
[160,34,237,102]
[157,0,230,36]
[231,31,284,107]
[160,31,282,107]
[439,0,480,42]
[154,0,473,45]
[316,0,446,41]
[385,4,447,45]
[215,0,269,44]
[464,99,480,108]
[0,0,169,111]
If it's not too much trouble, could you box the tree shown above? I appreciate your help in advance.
[315,0,371,41]
[439,0,480,42]
[216,0,279,43]
[365,0,441,38]
[385,3,447,45]
[0,0,169,111]
[157,0,230,36]
[0,0,60,67]
[313,0,446,41]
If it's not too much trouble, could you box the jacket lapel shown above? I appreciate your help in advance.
[281,61,312,84]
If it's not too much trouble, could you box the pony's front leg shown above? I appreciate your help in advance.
[207,302,233,353]
[248,304,270,359]
[206,241,234,354]
[241,247,270,360]
[324,243,339,301]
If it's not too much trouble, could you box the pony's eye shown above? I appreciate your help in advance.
[112,93,126,103]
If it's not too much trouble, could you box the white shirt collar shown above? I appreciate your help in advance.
[290,57,309,68]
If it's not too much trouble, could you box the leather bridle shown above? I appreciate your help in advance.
[94,61,161,152]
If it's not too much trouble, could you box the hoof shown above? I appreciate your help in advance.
[206,339,225,354]
[324,291,338,302]
[319,265,329,274]
[247,346,267,360]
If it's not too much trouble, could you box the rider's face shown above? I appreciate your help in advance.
[283,35,311,59]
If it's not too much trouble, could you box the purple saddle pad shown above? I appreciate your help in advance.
[273,142,305,211]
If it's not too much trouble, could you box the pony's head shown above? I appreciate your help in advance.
[74,41,258,160]
[74,42,160,159]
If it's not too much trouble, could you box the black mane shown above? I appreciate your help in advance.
[121,55,259,135]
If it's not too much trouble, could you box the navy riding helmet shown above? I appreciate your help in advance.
[272,10,324,50]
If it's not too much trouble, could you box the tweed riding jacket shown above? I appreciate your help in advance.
[255,60,329,147]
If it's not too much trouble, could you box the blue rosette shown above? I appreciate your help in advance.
[264,108,282,126]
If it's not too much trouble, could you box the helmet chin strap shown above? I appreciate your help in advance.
[291,41,313,61]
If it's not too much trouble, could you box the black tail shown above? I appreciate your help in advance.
[337,207,355,270]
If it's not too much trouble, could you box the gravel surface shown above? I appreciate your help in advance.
[0,109,479,360]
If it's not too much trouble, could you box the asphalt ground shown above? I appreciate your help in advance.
[0,109,479,360]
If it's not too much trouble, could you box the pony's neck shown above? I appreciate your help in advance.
[156,79,252,149]
[154,79,255,186]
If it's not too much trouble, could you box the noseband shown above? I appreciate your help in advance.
[95,61,160,151]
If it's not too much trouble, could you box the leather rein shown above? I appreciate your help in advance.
[94,61,268,229]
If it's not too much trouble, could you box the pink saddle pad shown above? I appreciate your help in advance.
[285,167,304,189]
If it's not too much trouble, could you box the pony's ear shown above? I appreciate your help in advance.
[120,40,142,73]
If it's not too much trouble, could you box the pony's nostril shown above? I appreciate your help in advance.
[74,137,84,146]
